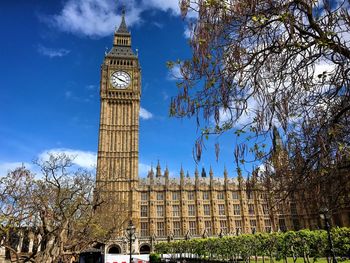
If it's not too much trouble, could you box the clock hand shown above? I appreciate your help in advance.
[116,77,126,83]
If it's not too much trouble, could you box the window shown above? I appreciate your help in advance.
[205,220,212,235]
[292,219,300,230]
[188,191,194,200]
[218,204,225,215]
[217,192,224,200]
[189,221,197,235]
[279,218,287,232]
[220,220,227,234]
[203,204,211,216]
[157,192,164,200]
[233,204,241,215]
[173,221,181,236]
[277,203,283,212]
[262,204,269,215]
[290,203,297,215]
[232,191,239,200]
[157,205,164,217]
[250,219,257,233]
[172,205,180,217]
[248,204,255,215]
[157,222,165,236]
[188,205,195,216]
[141,222,149,236]
[141,205,148,217]
[203,191,209,200]
[261,193,268,200]
[264,219,271,233]
[172,192,179,200]
[141,192,148,201]
[247,191,253,199]
[235,220,242,235]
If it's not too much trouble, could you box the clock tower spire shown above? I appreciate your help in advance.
[113,9,132,47]
[96,10,141,222]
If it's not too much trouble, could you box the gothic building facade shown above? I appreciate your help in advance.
[95,13,349,256]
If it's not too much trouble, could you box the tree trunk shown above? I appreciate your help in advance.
[303,251,307,263]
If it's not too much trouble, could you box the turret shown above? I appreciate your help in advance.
[224,166,228,184]
[180,165,184,186]
[201,167,207,177]
[113,9,132,47]
[156,160,162,178]
[149,166,154,184]
[195,167,199,188]
[209,166,214,180]
[272,126,283,152]
[164,166,169,186]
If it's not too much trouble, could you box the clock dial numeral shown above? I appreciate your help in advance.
[110,71,131,89]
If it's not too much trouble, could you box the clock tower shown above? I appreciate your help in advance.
[96,11,140,220]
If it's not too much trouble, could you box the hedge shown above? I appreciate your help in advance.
[154,228,350,262]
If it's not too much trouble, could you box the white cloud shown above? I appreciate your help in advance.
[37,45,70,58]
[314,61,335,81]
[184,27,191,39]
[0,162,32,176]
[140,107,153,120]
[144,0,180,15]
[51,0,143,37]
[47,0,189,38]
[139,162,151,177]
[38,148,97,169]
[215,96,258,128]
[167,64,182,80]
[184,26,194,39]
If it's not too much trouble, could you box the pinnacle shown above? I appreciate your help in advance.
[117,9,129,34]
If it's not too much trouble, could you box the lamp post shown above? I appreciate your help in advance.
[320,208,337,263]
[126,220,136,263]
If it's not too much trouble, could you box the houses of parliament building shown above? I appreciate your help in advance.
[95,13,349,256]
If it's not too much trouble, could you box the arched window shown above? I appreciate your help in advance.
[108,245,121,254]
[139,244,151,254]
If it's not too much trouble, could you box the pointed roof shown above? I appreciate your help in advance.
[107,9,136,58]
[156,160,162,177]
[117,9,129,34]
[164,166,169,177]
[201,167,206,177]
[272,126,283,150]
[180,165,184,178]
[148,165,154,178]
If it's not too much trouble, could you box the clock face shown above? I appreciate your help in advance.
[110,71,131,89]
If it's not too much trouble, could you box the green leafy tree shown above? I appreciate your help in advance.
[332,227,350,258]
[154,229,350,262]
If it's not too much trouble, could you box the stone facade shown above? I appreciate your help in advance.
[95,13,349,256]
[95,14,294,255]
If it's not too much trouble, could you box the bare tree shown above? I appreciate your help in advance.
[0,153,127,262]
[171,0,350,212]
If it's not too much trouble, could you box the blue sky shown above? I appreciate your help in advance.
[0,0,256,178]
